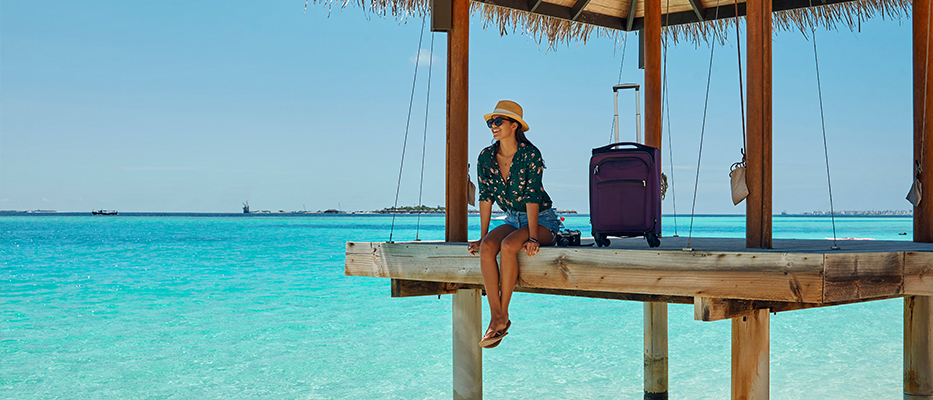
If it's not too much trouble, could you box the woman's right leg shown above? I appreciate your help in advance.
[479,224,516,337]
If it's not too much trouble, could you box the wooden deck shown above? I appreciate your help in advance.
[346,237,933,320]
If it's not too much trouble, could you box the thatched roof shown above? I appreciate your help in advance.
[310,0,911,46]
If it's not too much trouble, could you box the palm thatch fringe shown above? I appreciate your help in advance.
[308,0,911,46]
[664,0,911,44]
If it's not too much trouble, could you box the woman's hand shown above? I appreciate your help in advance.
[467,240,481,255]
[523,239,540,257]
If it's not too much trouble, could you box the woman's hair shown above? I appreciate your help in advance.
[494,118,533,154]
[514,121,532,146]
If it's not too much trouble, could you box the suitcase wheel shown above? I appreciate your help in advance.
[646,232,661,248]
[593,231,611,248]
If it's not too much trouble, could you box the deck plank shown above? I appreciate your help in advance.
[346,238,933,304]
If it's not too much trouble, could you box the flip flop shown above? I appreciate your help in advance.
[483,320,511,349]
[479,320,511,349]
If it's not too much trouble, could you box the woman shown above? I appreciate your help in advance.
[467,100,563,349]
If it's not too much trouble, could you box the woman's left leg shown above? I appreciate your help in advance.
[496,225,556,327]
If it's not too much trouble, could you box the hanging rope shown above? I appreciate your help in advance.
[663,0,679,237]
[686,0,721,250]
[808,0,840,250]
[728,0,750,208]
[735,0,747,158]
[617,32,629,84]
[389,16,428,243]
[414,33,435,241]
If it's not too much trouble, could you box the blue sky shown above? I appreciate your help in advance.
[0,1,916,214]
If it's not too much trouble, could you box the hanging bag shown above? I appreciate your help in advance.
[730,150,748,205]
[908,161,922,207]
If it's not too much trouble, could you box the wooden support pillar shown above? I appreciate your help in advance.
[446,0,469,244]
[731,309,769,400]
[644,302,669,400]
[906,296,933,400]
[904,0,933,400]
[644,0,662,152]
[446,0,480,398]
[453,288,483,400]
[643,5,667,397]
[914,0,933,242]
[745,0,772,249]
[910,5,933,398]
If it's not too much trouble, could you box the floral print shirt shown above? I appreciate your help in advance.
[477,142,553,212]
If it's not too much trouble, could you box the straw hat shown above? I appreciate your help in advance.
[484,100,530,132]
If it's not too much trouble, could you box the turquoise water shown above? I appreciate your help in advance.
[0,214,915,399]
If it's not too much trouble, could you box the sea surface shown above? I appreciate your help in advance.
[0,214,918,399]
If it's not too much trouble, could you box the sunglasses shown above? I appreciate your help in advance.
[486,116,513,128]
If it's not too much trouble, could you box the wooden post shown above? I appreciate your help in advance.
[732,309,769,400]
[453,288,483,400]
[644,0,662,152]
[643,4,667,398]
[446,0,469,244]
[446,0,481,398]
[745,0,772,249]
[915,0,933,242]
[910,4,933,398]
[644,302,669,400]
[906,296,933,400]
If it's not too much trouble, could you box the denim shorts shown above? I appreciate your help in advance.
[503,208,564,235]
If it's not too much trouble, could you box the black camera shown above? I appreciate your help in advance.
[555,229,581,247]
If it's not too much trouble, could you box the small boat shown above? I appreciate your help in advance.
[92,210,118,215]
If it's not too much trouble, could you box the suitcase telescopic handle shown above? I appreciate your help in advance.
[592,142,656,155]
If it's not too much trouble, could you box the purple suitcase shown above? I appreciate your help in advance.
[589,142,662,248]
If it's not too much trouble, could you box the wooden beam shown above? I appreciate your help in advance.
[625,0,638,31]
[687,0,706,21]
[477,0,853,32]
[732,309,769,400]
[745,0,772,249]
[396,282,696,303]
[915,0,933,243]
[696,296,905,322]
[392,279,459,297]
[905,296,933,399]
[696,297,760,322]
[513,286,693,303]
[569,0,593,21]
[346,242,826,303]
[644,302,669,400]
[527,0,543,12]
[823,252,904,302]
[430,0,453,32]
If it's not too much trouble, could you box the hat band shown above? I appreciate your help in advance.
[491,108,522,120]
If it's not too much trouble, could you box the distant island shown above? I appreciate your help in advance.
[375,206,578,214]
[796,210,912,216]
[245,206,579,215]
